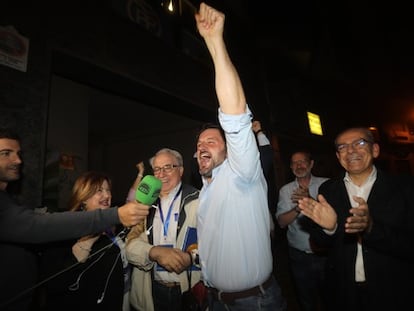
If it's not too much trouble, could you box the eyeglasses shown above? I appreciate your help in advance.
[336,138,372,153]
[153,164,180,174]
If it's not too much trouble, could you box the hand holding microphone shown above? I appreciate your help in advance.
[118,175,162,227]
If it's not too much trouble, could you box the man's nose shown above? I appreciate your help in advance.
[13,154,22,164]
[347,144,357,153]
[197,142,207,150]
[158,169,167,177]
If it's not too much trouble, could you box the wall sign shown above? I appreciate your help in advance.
[0,25,29,72]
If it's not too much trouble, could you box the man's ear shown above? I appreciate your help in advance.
[372,143,380,159]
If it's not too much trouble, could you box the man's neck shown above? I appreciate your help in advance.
[160,191,169,198]
[348,173,369,187]
[297,175,311,188]
[160,183,181,198]
[348,166,374,187]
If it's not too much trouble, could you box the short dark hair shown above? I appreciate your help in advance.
[196,123,226,144]
[0,128,20,141]
[334,127,375,146]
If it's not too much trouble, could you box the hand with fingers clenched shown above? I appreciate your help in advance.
[149,246,192,274]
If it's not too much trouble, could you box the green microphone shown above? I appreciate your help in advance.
[135,175,162,205]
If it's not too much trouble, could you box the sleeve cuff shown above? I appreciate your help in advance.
[323,222,338,235]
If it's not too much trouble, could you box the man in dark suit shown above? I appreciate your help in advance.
[298,126,414,311]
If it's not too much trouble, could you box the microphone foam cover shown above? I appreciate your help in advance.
[135,175,162,205]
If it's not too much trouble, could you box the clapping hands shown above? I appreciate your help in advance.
[345,196,371,234]
[291,186,310,204]
[298,195,371,234]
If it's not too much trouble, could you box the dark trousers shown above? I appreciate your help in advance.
[152,280,182,311]
[207,276,286,311]
[288,247,327,311]
[353,281,368,311]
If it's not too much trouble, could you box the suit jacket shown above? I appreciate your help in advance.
[310,169,414,310]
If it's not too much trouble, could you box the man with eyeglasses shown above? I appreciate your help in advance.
[276,150,329,311]
[297,127,414,311]
[126,148,201,311]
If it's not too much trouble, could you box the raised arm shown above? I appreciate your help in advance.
[195,2,246,115]
[126,161,145,202]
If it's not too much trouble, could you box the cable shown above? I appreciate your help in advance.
[96,252,120,304]
[0,228,129,309]
[68,252,106,291]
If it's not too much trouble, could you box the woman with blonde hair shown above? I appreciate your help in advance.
[40,171,131,311]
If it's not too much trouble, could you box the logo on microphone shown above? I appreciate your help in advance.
[136,175,162,205]
[137,183,150,195]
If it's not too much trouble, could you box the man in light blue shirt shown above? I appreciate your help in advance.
[276,151,328,311]
[194,3,286,310]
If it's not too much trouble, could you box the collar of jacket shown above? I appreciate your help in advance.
[147,184,199,244]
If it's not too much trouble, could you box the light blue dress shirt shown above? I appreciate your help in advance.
[198,106,272,292]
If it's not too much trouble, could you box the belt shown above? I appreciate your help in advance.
[155,280,180,288]
[209,275,273,304]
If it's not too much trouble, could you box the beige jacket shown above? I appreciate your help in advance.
[126,190,200,311]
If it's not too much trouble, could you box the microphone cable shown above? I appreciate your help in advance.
[0,227,129,309]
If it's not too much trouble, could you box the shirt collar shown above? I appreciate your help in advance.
[166,182,182,199]
[344,165,377,186]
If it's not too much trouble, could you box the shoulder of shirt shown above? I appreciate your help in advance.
[280,180,297,190]
[311,175,330,183]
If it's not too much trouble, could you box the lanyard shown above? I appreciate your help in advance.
[158,186,182,239]
[105,228,128,268]
[105,228,116,243]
